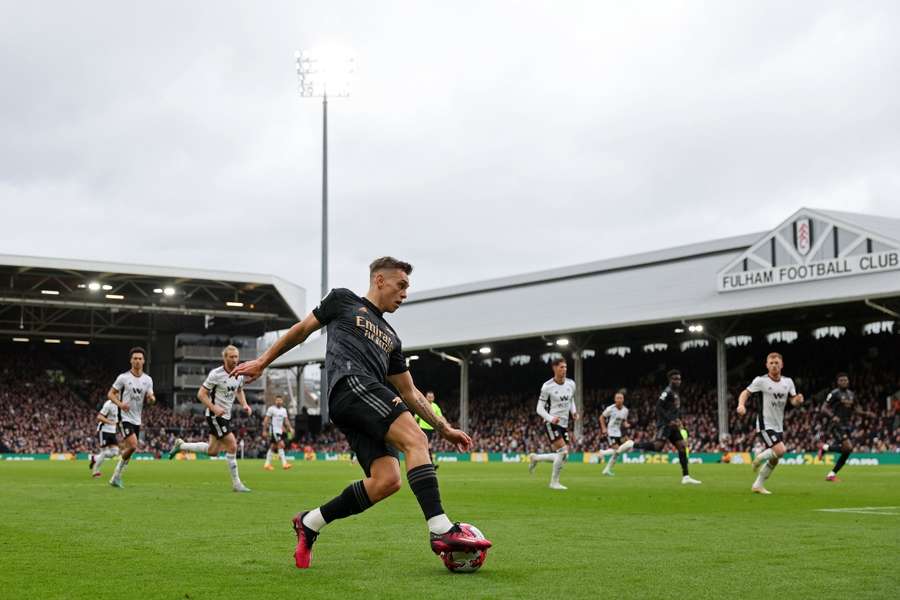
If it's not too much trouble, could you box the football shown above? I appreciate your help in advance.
[440,523,488,573]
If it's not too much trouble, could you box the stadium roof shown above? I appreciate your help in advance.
[272,208,900,367]
[0,253,305,341]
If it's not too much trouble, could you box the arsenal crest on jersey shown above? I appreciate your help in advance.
[795,218,811,256]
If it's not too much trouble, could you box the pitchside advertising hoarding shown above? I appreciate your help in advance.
[5,452,900,465]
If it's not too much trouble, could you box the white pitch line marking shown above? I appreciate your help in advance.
[815,506,900,516]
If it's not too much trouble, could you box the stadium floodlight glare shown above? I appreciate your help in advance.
[44,338,61,344]
[105,294,124,300]
[687,324,704,333]
[12,337,29,342]
[88,282,101,291]
[153,288,163,294]
[41,289,60,295]
[102,284,113,291]
[163,287,176,296]
[674,327,685,333]
[226,301,244,308]
[407,355,420,361]
[74,340,90,346]
[479,346,492,355]
[555,338,569,347]
[296,47,356,98]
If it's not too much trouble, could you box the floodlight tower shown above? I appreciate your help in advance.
[296,48,355,422]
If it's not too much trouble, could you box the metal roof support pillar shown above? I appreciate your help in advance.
[572,350,584,441]
[459,358,470,433]
[716,336,729,443]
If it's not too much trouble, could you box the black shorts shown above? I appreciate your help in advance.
[119,422,140,439]
[207,415,233,439]
[270,432,287,444]
[608,435,623,446]
[544,422,570,445]
[655,425,681,445]
[99,431,118,447]
[329,375,410,477]
[758,429,784,448]
[829,425,853,447]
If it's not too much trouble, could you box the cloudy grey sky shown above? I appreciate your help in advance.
[2,1,899,305]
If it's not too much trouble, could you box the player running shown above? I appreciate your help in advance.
[737,352,804,495]
[263,395,294,471]
[232,257,491,569]
[89,397,120,478]
[598,389,635,476]
[816,372,875,482]
[168,345,252,492]
[415,390,443,468]
[527,357,579,490]
[107,347,155,488]
[634,370,701,485]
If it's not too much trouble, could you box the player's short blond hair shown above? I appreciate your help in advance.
[222,344,239,358]
[766,352,783,362]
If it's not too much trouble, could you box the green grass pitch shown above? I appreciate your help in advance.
[1,460,897,599]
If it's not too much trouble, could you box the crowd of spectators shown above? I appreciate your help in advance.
[2,334,898,457]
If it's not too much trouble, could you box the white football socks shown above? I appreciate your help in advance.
[427,514,454,535]
[181,442,209,454]
[94,447,119,470]
[754,458,778,488]
[265,449,273,466]
[278,449,287,466]
[551,448,567,485]
[618,440,635,453]
[599,449,617,457]
[112,457,128,480]
[532,453,556,462]
[302,508,327,532]
[606,452,618,469]
[226,453,240,484]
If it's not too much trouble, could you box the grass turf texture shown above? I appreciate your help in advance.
[1,461,897,599]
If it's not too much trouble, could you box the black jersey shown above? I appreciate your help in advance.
[313,288,408,399]
[825,387,857,425]
[656,386,681,427]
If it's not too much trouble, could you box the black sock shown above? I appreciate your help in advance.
[834,451,851,473]
[678,449,689,476]
[320,480,372,523]
[407,464,444,520]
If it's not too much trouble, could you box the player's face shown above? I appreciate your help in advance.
[426,392,435,402]
[376,269,409,313]
[223,349,240,371]
[130,353,144,372]
[614,393,624,408]
[767,356,783,376]
[837,375,849,389]
[669,374,681,388]
[553,361,567,379]
[275,397,283,407]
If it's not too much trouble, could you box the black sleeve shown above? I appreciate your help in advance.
[312,288,348,325]
[387,340,408,376]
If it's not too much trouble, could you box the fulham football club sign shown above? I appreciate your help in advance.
[717,209,900,292]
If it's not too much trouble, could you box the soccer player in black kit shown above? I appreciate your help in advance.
[232,257,491,568]
[816,372,875,482]
[635,370,701,485]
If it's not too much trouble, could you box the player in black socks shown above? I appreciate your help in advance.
[816,372,875,482]
[233,257,491,568]
[635,369,701,485]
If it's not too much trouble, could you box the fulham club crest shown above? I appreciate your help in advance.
[795,218,811,256]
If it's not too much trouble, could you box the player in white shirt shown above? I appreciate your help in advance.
[89,398,120,478]
[528,357,580,490]
[107,347,156,488]
[598,389,636,476]
[263,395,294,471]
[737,352,804,495]
[168,345,252,492]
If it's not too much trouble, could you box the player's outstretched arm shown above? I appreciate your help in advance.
[736,389,750,416]
[232,313,322,382]
[387,371,472,452]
